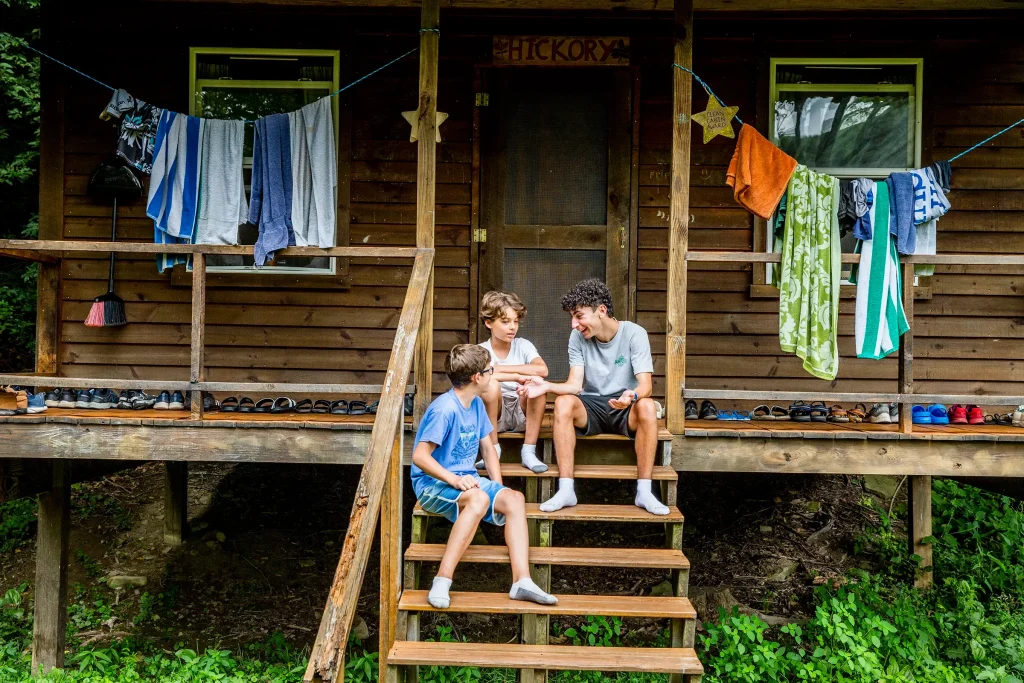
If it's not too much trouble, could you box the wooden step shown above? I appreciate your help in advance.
[497,464,677,480]
[499,428,673,442]
[388,641,704,675]
[400,591,696,619]
[414,502,684,522]
[405,543,690,569]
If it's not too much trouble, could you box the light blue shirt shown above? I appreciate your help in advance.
[411,389,493,497]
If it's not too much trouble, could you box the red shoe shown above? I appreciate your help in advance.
[967,405,985,425]
[950,404,968,424]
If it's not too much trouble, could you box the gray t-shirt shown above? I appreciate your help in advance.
[568,320,654,396]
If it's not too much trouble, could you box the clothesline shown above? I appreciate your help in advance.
[671,63,745,126]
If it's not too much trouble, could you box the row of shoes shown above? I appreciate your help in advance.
[43,388,189,411]
[0,386,47,415]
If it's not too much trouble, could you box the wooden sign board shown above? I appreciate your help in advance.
[493,36,629,66]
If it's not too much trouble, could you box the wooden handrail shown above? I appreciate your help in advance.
[304,250,433,683]
[0,376,413,396]
[686,250,1024,265]
[683,389,1024,406]
[0,239,426,259]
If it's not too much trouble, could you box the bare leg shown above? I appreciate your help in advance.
[436,488,489,579]
[523,394,546,446]
[495,488,557,605]
[629,399,669,516]
[482,380,502,448]
[552,394,587,478]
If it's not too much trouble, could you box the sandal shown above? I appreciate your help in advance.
[771,405,790,421]
[254,398,275,413]
[295,399,313,414]
[221,396,239,413]
[735,410,751,421]
[752,404,773,420]
[790,401,811,422]
[349,400,369,416]
[312,399,332,414]
[367,400,379,415]
[808,401,828,423]
[848,403,867,423]
[272,397,296,414]
[829,405,849,423]
[330,399,349,415]
[404,394,415,416]
[238,397,256,413]
[698,400,718,420]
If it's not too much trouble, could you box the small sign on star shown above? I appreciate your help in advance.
[690,95,739,144]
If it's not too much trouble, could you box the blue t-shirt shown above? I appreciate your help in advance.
[410,389,493,497]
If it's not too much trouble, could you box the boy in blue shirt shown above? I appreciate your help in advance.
[412,344,558,609]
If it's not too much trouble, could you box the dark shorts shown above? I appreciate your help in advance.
[576,394,635,438]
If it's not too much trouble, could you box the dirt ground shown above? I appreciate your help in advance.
[0,462,902,652]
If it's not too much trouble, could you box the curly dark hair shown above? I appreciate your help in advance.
[560,278,614,317]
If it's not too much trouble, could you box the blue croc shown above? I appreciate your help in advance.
[912,405,932,424]
[735,410,751,421]
[718,410,737,421]
[928,404,949,425]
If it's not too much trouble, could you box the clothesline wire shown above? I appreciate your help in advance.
[948,117,1024,162]
[20,42,117,92]
[672,63,744,126]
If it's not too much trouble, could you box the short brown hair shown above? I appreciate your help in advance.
[480,290,527,323]
[445,344,492,388]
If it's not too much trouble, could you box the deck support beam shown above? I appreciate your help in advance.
[413,0,440,426]
[32,461,70,674]
[665,0,693,434]
[163,462,188,546]
[909,475,933,588]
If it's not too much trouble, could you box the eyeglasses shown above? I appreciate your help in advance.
[480,367,495,376]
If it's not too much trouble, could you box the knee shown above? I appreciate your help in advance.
[503,488,525,507]
[554,395,576,419]
[483,381,501,402]
[635,398,657,424]
[464,488,490,515]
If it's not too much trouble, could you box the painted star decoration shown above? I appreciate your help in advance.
[690,95,739,144]
[402,110,449,143]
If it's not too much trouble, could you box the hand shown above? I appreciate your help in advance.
[608,391,635,410]
[517,376,549,400]
[452,474,480,491]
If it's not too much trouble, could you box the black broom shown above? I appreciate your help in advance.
[85,159,140,328]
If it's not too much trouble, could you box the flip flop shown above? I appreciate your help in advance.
[271,397,296,414]
[254,398,275,413]
[312,399,332,414]
[330,399,349,415]
[294,399,313,414]
[349,400,368,416]
[771,405,790,421]
[752,404,773,420]
[367,400,379,415]
[221,396,239,413]
[238,397,256,413]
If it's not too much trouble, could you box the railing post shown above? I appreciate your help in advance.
[898,261,914,434]
[190,252,207,420]
[909,475,933,588]
[666,0,694,434]
[32,461,69,674]
[380,428,404,682]
[413,0,440,426]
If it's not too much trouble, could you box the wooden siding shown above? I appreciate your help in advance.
[51,8,1023,402]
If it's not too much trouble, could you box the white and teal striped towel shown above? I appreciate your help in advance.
[855,182,909,360]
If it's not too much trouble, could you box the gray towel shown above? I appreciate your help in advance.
[289,97,337,248]
[250,113,294,266]
[196,119,248,245]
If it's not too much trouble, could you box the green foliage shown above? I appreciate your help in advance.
[0,498,36,553]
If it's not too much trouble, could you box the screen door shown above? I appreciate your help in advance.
[479,68,632,380]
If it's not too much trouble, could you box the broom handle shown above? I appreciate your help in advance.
[108,196,117,293]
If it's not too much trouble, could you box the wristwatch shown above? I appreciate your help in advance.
[630,391,639,404]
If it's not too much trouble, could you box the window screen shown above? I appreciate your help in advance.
[503,72,608,226]
[504,248,605,382]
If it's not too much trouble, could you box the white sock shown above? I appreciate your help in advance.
[428,576,452,609]
[635,479,670,516]
[539,478,576,513]
[520,444,547,473]
[476,443,500,470]
[509,577,557,605]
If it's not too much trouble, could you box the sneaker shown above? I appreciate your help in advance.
[27,392,48,414]
[867,403,891,423]
[169,391,185,410]
[75,389,94,408]
[698,400,718,420]
[154,391,171,410]
[685,399,698,420]
[88,388,117,409]
[949,404,968,424]
[967,405,984,425]
[131,391,159,410]
[116,390,137,409]
[44,389,61,407]
[1012,405,1024,427]
[888,403,898,422]
[58,388,77,408]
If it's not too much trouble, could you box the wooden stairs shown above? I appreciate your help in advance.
[386,435,704,682]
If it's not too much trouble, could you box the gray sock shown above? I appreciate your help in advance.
[509,577,557,605]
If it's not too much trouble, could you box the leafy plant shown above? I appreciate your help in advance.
[0,498,36,553]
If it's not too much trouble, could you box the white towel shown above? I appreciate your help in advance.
[147,111,204,241]
[855,182,909,360]
[195,119,248,245]
[290,97,337,248]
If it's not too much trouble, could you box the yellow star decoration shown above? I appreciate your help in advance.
[402,110,449,143]
[690,95,738,144]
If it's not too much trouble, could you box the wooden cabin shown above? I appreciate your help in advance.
[2,0,1023,680]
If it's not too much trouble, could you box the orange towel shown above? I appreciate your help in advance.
[726,123,798,220]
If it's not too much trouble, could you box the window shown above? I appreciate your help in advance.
[189,48,341,274]
[766,58,923,281]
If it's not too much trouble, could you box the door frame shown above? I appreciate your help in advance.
[470,63,638,342]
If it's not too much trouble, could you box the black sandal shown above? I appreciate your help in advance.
[809,401,829,423]
[790,401,811,422]
[221,396,239,413]
[404,394,414,416]
[349,400,368,416]
[238,397,256,413]
[271,397,296,414]
[698,400,717,420]
[367,400,379,415]
[254,398,274,413]
[295,399,313,414]
[312,399,332,414]
[330,399,349,415]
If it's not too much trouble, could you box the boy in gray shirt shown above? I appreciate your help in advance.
[518,279,669,516]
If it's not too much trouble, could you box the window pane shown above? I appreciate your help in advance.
[773,91,912,170]
[196,87,329,157]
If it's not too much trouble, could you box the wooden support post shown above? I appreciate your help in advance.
[380,431,404,681]
[190,253,207,420]
[898,261,914,434]
[665,0,694,434]
[163,462,188,546]
[32,461,69,674]
[413,0,440,426]
[909,475,933,588]
[522,440,554,683]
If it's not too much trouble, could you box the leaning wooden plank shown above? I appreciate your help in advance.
[304,250,433,683]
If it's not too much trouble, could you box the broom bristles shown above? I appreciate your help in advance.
[84,292,128,328]
[84,300,106,327]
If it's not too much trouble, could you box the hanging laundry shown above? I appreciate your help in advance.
[726,123,798,220]
[195,119,248,246]
[885,172,917,255]
[850,178,874,241]
[928,160,952,193]
[854,182,909,360]
[250,113,294,266]
[289,97,337,249]
[778,165,842,381]
[147,110,203,273]
[910,166,951,277]
[100,89,163,175]
[837,179,858,235]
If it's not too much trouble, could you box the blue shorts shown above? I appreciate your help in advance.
[416,475,508,526]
